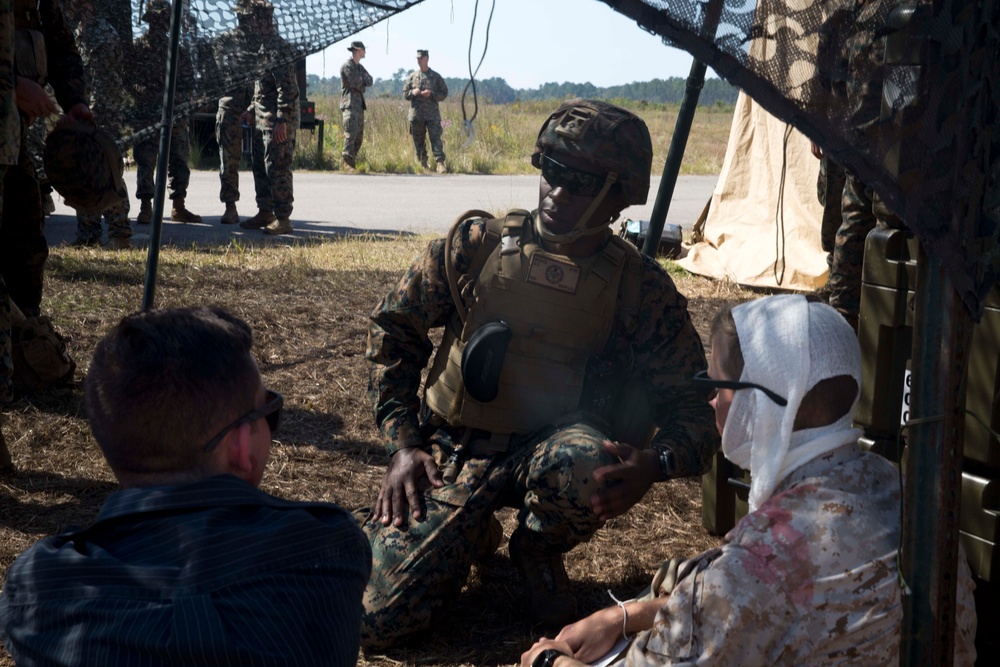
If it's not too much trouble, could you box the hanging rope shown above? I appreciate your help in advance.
[460,0,495,148]
[772,123,793,286]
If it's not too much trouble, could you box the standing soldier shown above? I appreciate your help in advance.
[339,40,371,171]
[129,0,202,225]
[403,49,448,173]
[65,0,131,249]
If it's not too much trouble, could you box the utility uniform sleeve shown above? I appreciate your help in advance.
[360,63,373,88]
[271,58,299,124]
[366,218,488,455]
[631,256,718,478]
[403,71,417,100]
[40,0,86,111]
[431,70,448,101]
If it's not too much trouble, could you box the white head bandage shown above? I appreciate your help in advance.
[722,295,862,511]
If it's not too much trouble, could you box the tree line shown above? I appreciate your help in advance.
[305,71,738,106]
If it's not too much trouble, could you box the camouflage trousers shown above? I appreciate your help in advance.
[410,117,445,165]
[341,107,364,164]
[828,174,902,319]
[0,125,49,318]
[76,184,133,243]
[817,155,846,272]
[250,126,295,218]
[216,94,255,204]
[133,123,192,201]
[360,419,617,650]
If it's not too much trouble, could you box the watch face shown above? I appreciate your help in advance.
[533,648,564,667]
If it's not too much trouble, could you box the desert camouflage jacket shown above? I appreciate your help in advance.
[366,214,718,477]
[403,67,447,121]
[339,57,371,112]
[616,445,978,666]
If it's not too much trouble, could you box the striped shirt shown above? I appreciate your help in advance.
[0,475,372,666]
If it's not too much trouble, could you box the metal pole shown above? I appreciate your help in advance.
[141,0,184,311]
[900,241,971,666]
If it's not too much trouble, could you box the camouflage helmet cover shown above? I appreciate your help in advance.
[141,0,170,22]
[531,99,653,205]
[44,123,127,215]
[234,0,274,16]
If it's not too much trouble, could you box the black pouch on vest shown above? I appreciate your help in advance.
[461,319,512,403]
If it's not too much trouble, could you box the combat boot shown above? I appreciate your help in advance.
[263,217,293,236]
[104,237,133,250]
[436,162,447,174]
[220,202,240,225]
[136,198,152,224]
[508,527,577,627]
[170,199,203,223]
[240,210,276,230]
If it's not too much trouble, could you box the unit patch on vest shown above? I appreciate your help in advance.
[526,253,580,294]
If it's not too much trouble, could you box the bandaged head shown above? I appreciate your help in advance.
[721,295,862,511]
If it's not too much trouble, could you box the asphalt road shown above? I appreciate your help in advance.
[44,170,718,248]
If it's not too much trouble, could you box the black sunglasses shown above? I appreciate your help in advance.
[692,370,788,407]
[202,389,284,452]
[540,153,608,197]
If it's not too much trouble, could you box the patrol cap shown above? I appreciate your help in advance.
[233,0,273,16]
[142,0,170,22]
[531,98,652,205]
[417,49,429,58]
[348,40,366,51]
[44,122,127,216]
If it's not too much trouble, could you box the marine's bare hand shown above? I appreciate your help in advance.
[375,446,443,527]
[14,77,58,119]
[590,440,659,521]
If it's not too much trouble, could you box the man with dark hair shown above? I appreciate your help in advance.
[339,40,371,171]
[362,98,716,649]
[0,306,372,665]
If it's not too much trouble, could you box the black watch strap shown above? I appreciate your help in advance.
[532,648,567,667]
[656,445,676,481]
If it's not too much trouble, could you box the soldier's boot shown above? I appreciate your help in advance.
[170,198,203,223]
[419,157,429,170]
[436,162,447,174]
[474,515,504,562]
[220,202,240,225]
[240,209,276,230]
[104,237,133,250]
[343,154,356,172]
[508,527,577,627]
[136,198,153,225]
[263,217,293,236]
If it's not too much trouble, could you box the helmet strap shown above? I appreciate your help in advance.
[535,172,619,244]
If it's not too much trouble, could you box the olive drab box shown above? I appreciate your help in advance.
[11,315,76,394]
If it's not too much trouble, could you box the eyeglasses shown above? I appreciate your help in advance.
[540,153,608,197]
[692,370,788,407]
[202,389,284,452]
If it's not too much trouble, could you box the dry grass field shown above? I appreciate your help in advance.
[0,234,754,666]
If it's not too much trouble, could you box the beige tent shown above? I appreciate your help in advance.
[677,91,828,292]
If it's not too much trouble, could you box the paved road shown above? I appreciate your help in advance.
[45,171,717,247]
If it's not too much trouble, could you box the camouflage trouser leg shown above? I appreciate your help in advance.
[217,101,243,204]
[360,420,614,649]
[426,118,446,164]
[250,127,272,213]
[103,186,133,239]
[133,137,157,200]
[0,132,48,317]
[817,156,846,272]
[167,124,191,202]
[75,211,103,243]
[261,128,295,218]
[828,174,879,319]
[342,108,364,163]
[409,119,428,163]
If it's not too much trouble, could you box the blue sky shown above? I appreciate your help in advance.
[305,0,711,89]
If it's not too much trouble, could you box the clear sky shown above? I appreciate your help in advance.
[305,0,711,89]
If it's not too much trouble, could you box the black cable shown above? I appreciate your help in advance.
[773,123,793,286]
[460,0,496,128]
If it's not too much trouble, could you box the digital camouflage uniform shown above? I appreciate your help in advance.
[816,154,845,273]
[2,0,87,318]
[73,13,130,244]
[128,10,194,205]
[362,212,717,647]
[216,86,253,205]
[339,54,371,167]
[403,63,448,167]
[249,41,297,219]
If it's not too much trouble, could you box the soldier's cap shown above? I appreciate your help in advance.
[348,40,366,51]
[142,0,170,21]
[233,0,274,16]
[531,98,653,206]
[44,122,127,216]
[417,49,429,58]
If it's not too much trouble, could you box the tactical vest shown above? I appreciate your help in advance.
[13,0,47,85]
[424,210,643,437]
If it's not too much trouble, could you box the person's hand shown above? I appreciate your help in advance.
[421,89,432,98]
[810,142,824,160]
[374,446,443,527]
[273,122,287,144]
[66,102,93,123]
[553,606,624,664]
[590,440,660,521]
[14,77,58,119]
[520,638,576,667]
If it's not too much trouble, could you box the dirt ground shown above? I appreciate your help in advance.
[0,237,754,666]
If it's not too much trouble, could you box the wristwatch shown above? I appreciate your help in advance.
[656,445,676,481]
[532,648,567,667]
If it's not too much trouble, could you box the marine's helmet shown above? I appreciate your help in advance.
[142,0,170,23]
[233,0,274,16]
[44,122,127,215]
[531,99,652,242]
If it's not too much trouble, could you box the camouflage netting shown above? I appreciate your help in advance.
[70,0,996,318]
